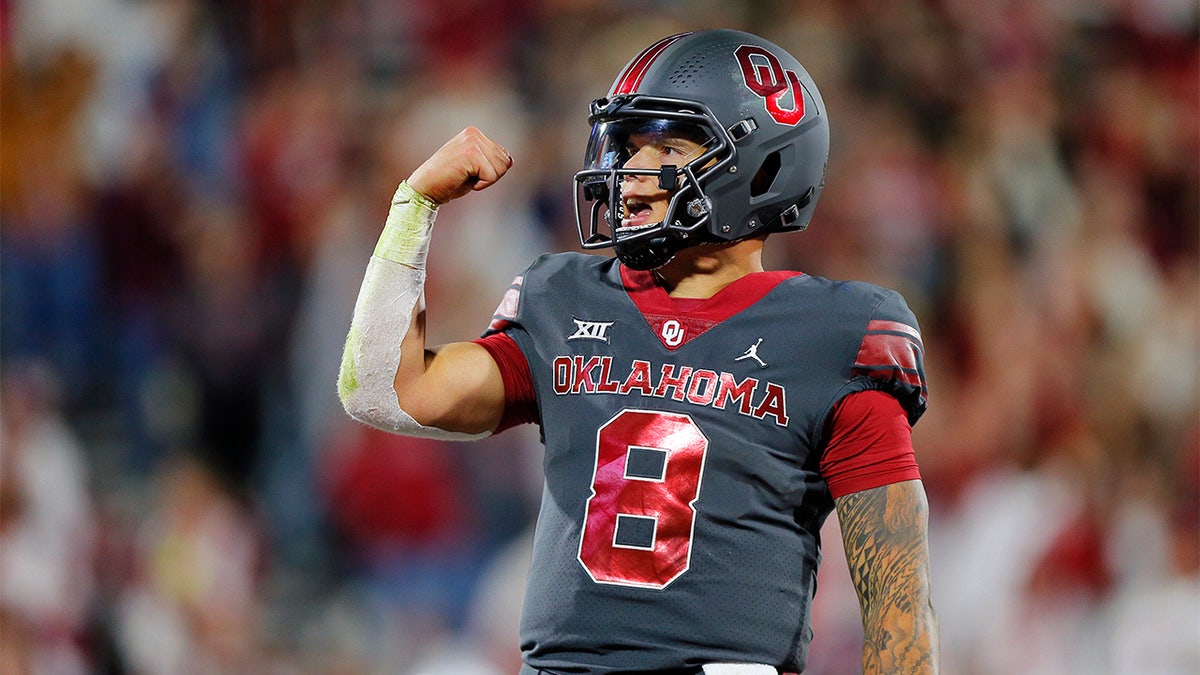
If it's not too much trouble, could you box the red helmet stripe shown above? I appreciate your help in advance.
[611,32,690,95]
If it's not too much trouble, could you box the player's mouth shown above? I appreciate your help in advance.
[618,198,660,232]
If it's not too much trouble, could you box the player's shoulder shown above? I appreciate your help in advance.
[792,276,928,423]
[487,252,611,335]
[786,274,915,323]
[495,252,619,321]
[522,250,616,280]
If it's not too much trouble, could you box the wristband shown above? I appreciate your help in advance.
[373,181,439,268]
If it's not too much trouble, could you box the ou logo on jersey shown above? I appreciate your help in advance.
[735,44,806,126]
[661,319,685,347]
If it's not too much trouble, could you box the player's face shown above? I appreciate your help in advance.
[618,131,706,233]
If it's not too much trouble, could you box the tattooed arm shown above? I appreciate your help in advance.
[836,479,939,674]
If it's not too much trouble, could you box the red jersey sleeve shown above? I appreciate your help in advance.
[472,332,539,432]
[820,389,920,499]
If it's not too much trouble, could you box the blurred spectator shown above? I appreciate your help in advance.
[0,48,104,411]
[113,456,263,674]
[0,362,96,674]
[168,195,290,496]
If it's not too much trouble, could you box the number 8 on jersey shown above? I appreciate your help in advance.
[577,409,709,589]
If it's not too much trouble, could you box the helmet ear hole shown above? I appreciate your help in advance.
[750,151,782,198]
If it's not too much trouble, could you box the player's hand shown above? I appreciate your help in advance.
[407,127,514,204]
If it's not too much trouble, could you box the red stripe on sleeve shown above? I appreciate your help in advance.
[865,319,921,341]
[820,390,920,499]
[852,332,924,389]
[487,276,523,333]
[473,332,538,432]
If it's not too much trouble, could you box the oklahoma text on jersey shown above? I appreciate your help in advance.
[551,355,789,426]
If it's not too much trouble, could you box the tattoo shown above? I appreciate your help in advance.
[836,480,939,674]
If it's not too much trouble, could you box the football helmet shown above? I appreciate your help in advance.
[574,29,830,270]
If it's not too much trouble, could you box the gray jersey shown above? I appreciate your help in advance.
[485,252,926,673]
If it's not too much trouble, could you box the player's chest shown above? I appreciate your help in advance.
[537,305,815,427]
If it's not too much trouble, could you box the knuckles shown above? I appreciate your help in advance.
[412,127,511,202]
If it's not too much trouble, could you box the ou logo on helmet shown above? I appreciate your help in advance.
[735,44,806,126]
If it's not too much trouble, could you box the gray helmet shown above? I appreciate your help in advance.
[574,29,830,270]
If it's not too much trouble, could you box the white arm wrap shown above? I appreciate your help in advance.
[337,182,490,441]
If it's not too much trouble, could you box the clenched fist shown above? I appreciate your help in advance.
[407,127,514,204]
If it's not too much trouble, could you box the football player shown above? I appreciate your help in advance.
[339,28,939,674]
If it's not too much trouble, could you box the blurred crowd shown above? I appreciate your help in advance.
[1,0,1196,673]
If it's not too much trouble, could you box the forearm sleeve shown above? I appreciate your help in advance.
[337,182,489,441]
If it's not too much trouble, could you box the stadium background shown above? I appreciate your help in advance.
[1,0,1196,672]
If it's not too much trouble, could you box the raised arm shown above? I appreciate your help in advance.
[338,127,514,437]
[835,479,939,674]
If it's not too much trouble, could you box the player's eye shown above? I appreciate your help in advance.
[664,142,699,158]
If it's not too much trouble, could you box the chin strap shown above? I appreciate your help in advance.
[614,229,691,270]
[338,182,490,441]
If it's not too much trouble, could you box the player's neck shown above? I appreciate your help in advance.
[654,238,765,299]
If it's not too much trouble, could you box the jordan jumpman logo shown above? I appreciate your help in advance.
[735,338,767,368]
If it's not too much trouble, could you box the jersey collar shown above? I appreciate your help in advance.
[620,265,801,350]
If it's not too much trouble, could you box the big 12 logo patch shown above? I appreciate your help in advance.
[735,44,806,126]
